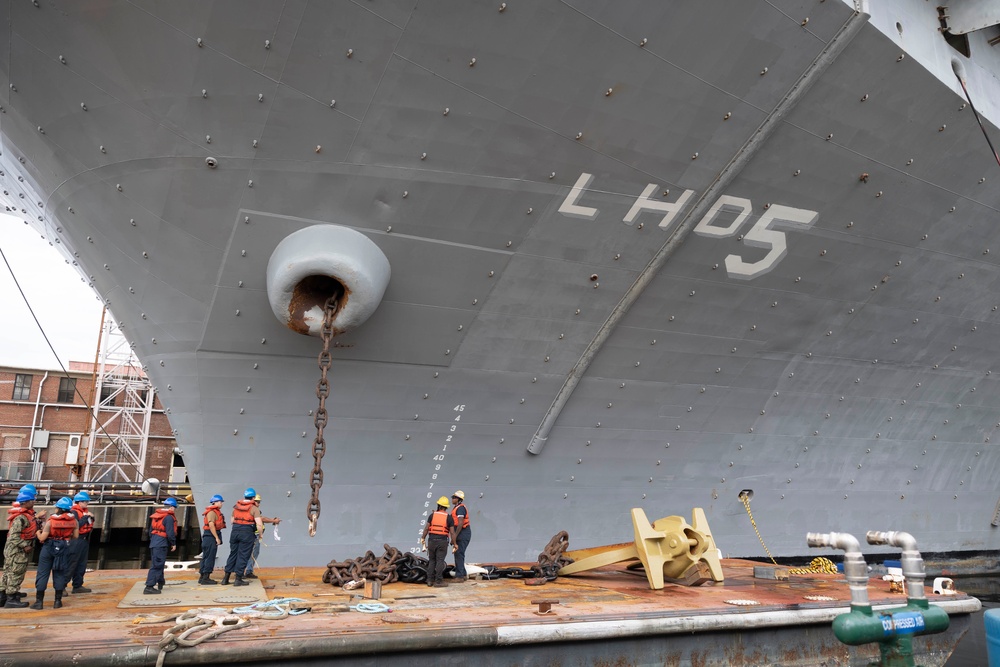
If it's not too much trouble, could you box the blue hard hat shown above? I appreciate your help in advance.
[55,497,73,511]
[19,484,37,495]
[74,491,91,502]
[163,497,178,507]
[16,492,34,503]
[210,494,224,504]
[244,487,256,499]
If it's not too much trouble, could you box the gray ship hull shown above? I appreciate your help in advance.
[3,0,1000,565]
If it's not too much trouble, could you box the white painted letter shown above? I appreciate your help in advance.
[623,184,695,231]
[693,195,752,238]
[558,173,599,220]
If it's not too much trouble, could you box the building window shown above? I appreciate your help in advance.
[12,374,32,400]
[57,377,77,404]
[99,384,116,405]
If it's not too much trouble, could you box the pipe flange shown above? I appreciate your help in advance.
[266,225,391,336]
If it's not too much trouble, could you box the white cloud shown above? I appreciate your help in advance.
[0,214,104,369]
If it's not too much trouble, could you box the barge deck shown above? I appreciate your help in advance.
[0,559,980,666]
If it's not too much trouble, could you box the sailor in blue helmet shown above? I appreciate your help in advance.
[31,496,79,609]
[143,498,177,594]
[198,494,226,585]
[1,491,42,608]
[221,488,262,587]
[68,491,95,594]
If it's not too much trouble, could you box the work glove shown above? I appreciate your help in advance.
[419,538,427,552]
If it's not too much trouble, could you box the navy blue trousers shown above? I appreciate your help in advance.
[454,528,472,577]
[35,539,72,593]
[245,537,261,575]
[145,545,167,587]
[70,536,90,588]
[224,526,255,576]
[200,532,221,576]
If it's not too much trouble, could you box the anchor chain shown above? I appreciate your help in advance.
[308,296,338,537]
[533,531,573,579]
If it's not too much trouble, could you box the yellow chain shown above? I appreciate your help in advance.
[739,494,839,574]
[788,557,839,575]
[740,493,778,565]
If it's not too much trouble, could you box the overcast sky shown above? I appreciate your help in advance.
[0,213,104,369]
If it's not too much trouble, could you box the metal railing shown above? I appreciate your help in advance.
[0,479,193,506]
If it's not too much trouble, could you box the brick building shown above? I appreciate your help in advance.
[0,361,177,484]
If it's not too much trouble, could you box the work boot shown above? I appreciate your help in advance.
[29,592,44,610]
[233,576,248,587]
[142,586,160,595]
[432,581,448,588]
[53,590,64,609]
[12,592,25,603]
[3,596,28,609]
[72,586,92,594]
[157,582,163,591]
[220,572,232,586]
[198,575,219,585]
[244,573,258,579]
[453,576,467,583]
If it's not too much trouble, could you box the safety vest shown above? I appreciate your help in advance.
[150,508,174,537]
[232,499,256,525]
[72,503,94,536]
[48,512,77,540]
[451,502,470,530]
[427,510,450,536]
[7,507,37,541]
[203,506,226,531]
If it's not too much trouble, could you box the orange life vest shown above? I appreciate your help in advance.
[427,509,450,536]
[451,502,470,530]
[7,507,37,540]
[232,499,256,526]
[150,508,174,537]
[203,506,226,531]
[72,503,94,536]
[48,512,77,540]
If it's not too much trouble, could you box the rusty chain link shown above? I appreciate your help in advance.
[533,531,573,579]
[308,296,339,537]
[323,544,406,586]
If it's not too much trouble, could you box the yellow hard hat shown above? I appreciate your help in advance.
[452,490,465,500]
[437,496,450,506]
[254,494,261,501]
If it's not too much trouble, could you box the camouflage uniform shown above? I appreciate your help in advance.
[2,513,34,595]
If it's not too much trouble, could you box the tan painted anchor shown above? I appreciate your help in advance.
[558,508,724,589]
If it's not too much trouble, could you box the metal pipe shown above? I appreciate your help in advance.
[29,371,49,479]
[867,530,927,601]
[527,8,870,455]
[807,532,870,608]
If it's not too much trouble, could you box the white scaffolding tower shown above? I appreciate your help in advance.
[83,315,155,483]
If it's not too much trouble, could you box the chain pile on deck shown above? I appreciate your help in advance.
[323,544,406,586]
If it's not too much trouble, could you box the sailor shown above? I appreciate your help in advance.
[243,493,280,580]
[420,496,455,588]
[1,491,42,608]
[31,496,79,609]
[221,488,262,587]
[143,497,177,594]
[450,490,472,582]
[199,494,225,585]
[69,491,95,594]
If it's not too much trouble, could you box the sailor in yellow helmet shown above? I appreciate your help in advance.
[420,496,455,587]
